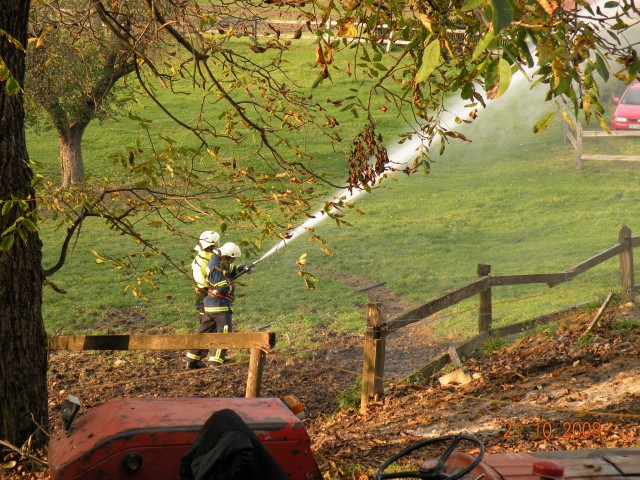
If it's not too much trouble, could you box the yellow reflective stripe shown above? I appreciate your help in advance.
[186,352,201,360]
[212,325,229,363]
[212,280,228,288]
[204,306,230,313]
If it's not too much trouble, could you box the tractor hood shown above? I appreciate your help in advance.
[48,397,321,480]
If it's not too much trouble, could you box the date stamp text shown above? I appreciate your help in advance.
[502,420,607,441]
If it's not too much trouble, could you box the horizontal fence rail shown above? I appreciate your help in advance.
[561,101,640,168]
[48,332,274,351]
[385,277,490,332]
[48,332,276,398]
[360,225,637,411]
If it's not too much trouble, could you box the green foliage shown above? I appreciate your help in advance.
[404,371,428,386]
[576,332,595,349]
[530,322,559,338]
[336,379,362,410]
[609,318,640,335]
[25,2,138,131]
[482,336,507,355]
[491,0,514,34]
[435,363,457,377]
[0,196,39,252]
[0,29,24,96]
[313,0,640,151]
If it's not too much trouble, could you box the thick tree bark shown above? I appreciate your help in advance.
[0,0,49,447]
[59,124,87,189]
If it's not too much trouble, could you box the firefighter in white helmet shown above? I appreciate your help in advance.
[191,231,221,317]
[186,242,252,369]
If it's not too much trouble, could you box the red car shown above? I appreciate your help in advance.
[611,81,640,130]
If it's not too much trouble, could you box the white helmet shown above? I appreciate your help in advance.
[196,230,220,250]
[219,242,241,258]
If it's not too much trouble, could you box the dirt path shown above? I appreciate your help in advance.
[311,268,447,380]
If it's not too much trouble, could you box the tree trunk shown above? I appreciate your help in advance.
[0,0,49,448]
[59,123,87,189]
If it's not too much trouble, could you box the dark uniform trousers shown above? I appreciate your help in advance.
[187,311,232,363]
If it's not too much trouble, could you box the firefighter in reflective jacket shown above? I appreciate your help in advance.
[192,230,221,316]
[186,242,251,369]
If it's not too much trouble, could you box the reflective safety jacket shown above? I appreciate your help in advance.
[192,249,213,292]
[203,253,242,314]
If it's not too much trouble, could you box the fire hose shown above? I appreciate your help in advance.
[233,255,265,280]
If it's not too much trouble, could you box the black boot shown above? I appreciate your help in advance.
[186,360,206,370]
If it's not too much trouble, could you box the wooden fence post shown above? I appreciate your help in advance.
[478,264,492,333]
[619,225,635,303]
[245,348,266,398]
[361,302,385,413]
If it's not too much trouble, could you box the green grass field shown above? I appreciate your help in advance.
[29,40,640,353]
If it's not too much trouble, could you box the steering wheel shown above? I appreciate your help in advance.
[375,435,484,480]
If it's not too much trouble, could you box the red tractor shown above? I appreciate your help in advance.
[48,396,640,480]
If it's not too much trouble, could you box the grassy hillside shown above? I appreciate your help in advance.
[30,42,640,351]
[252,76,640,341]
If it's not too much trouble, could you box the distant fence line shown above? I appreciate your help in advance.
[360,225,637,412]
[206,14,468,51]
[567,124,640,169]
[48,332,275,398]
[559,101,640,168]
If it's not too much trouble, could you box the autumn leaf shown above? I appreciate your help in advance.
[342,0,360,10]
[418,13,433,32]
[248,44,267,53]
[536,0,558,15]
[35,25,54,48]
[338,19,358,38]
[314,43,331,78]
[533,111,556,133]
[323,39,333,65]
[315,43,326,65]
[296,253,308,266]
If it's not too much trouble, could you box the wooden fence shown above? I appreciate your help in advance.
[559,99,640,169]
[566,124,640,169]
[360,225,637,411]
[48,332,275,398]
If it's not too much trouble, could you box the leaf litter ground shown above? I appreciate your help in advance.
[3,280,640,479]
